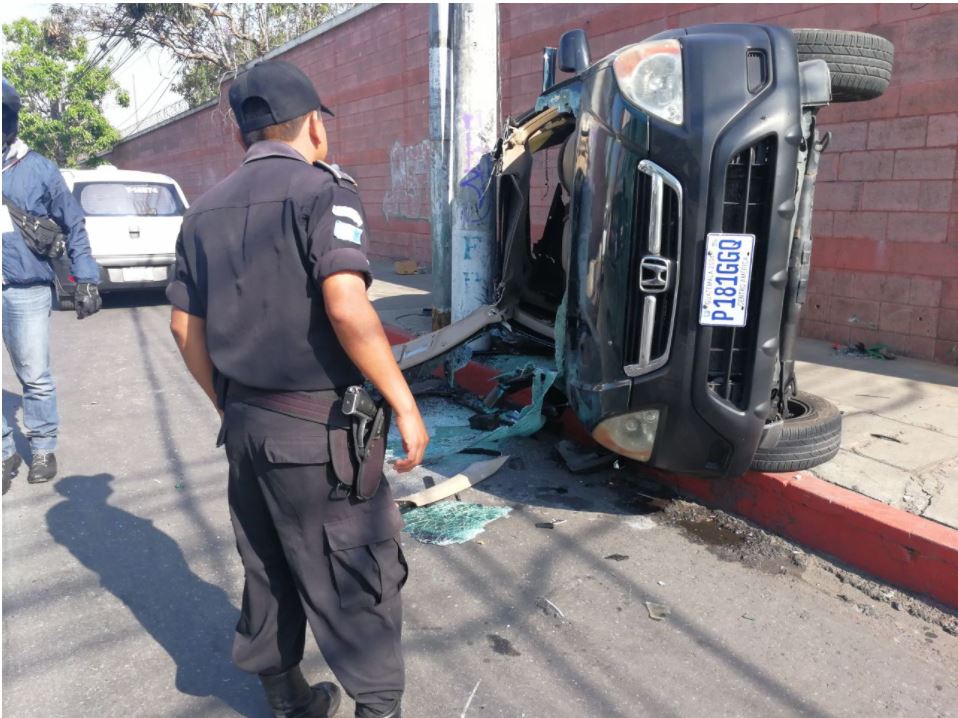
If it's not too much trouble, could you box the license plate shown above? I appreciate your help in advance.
[111,266,167,282]
[699,233,755,327]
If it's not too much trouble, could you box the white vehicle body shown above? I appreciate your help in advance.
[56,165,188,298]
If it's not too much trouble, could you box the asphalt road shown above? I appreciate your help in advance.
[3,290,957,718]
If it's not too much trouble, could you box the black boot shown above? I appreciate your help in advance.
[260,666,341,718]
[27,452,57,483]
[355,697,401,718]
[3,453,22,494]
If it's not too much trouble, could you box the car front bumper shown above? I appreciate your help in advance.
[565,24,804,478]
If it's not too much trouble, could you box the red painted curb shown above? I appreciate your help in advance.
[385,324,958,609]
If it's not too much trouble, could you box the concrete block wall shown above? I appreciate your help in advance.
[109,3,958,364]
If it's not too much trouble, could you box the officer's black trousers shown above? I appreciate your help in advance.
[223,400,406,706]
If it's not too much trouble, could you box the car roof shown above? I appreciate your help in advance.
[60,165,181,185]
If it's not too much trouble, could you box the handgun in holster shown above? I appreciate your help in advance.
[340,385,390,500]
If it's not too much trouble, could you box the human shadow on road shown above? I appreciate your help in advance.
[2,389,30,459]
[46,473,262,717]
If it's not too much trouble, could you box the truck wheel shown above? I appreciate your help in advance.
[751,391,842,473]
[793,29,894,102]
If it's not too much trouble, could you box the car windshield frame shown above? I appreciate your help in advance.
[72,181,186,218]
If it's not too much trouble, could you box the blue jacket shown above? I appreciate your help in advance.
[2,150,100,285]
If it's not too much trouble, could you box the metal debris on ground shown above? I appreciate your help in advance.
[832,342,896,360]
[556,439,616,473]
[536,596,565,619]
[645,601,671,621]
[397,456,510,508]
[534,519,567,529]
[460,680,482,718]
[604,554,629,561]
[401,501,512,545]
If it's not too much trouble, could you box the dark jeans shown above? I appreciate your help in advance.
[223,399,406,707]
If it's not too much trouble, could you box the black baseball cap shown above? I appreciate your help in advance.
[229,60,334,134]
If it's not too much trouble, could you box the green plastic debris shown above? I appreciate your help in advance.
[402,501,512,545]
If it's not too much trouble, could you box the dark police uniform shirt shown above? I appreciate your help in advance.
[167,141,372,391]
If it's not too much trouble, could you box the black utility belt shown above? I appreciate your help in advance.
[227,383,390,501]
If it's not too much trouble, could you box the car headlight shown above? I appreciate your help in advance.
[612,39,683,125]
[592,409,660,461]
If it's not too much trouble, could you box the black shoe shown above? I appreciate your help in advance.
[27,453,57,484]
[3,454,22,494]
[260,666,341,718]
[355,698,401,718]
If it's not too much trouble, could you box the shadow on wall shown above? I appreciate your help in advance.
[45,474,264,717]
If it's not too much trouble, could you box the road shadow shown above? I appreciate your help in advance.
[2,389,30,459]
[46,474,263,717]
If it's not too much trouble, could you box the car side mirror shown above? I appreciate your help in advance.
[558,29,591,74]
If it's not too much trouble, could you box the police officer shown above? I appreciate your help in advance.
[2,78,102,493]
[167,60,427,718]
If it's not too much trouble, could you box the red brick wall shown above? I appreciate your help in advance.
[109,3,958,364]
[110,4,433,262]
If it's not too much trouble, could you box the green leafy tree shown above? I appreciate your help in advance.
[2,17,129,166]
[56,3,353,107]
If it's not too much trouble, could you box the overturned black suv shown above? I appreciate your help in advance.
[394,24,894,478]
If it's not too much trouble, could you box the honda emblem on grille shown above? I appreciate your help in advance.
[639,256,672,294]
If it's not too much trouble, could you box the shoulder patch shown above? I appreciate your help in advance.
[332,204,364,227]
[333,220,364,245]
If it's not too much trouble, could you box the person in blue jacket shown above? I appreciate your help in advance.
[2,78,102,493]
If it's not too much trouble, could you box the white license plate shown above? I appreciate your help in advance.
[110,266,167,282]
[699,233,755,327]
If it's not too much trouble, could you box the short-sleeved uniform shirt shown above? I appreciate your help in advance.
[167,141,372,391]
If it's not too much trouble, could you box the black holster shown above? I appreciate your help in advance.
[227,382,389,501]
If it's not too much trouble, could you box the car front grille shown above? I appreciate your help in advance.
[707,138,775,407]
[623,160,682,376]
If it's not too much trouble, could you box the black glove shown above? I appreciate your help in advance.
[75,283,102,319]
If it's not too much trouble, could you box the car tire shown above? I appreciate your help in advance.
[793,29,894,102]
[750,391,842,473]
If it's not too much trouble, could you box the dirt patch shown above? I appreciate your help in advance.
[821,564,958,636]
[660,500,808,576]
[660,499,958,635]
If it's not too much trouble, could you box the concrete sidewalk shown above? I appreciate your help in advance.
[796,342,958,529]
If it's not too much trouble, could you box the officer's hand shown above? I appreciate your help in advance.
[394,407,429,473]
[75,283,102,319]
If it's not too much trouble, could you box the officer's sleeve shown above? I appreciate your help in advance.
[45,165,100,284]
[305,183,373,288]
[166,227,207,317]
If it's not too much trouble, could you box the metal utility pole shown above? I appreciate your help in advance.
[449,3,499,345]
[429,3,452,330]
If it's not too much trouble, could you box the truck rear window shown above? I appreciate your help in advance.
[73,182,185,217]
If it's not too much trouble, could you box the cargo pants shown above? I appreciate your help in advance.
[222,397,407,708]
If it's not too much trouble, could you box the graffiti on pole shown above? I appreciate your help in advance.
[457,154,494,229]
[456,111,495,229]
